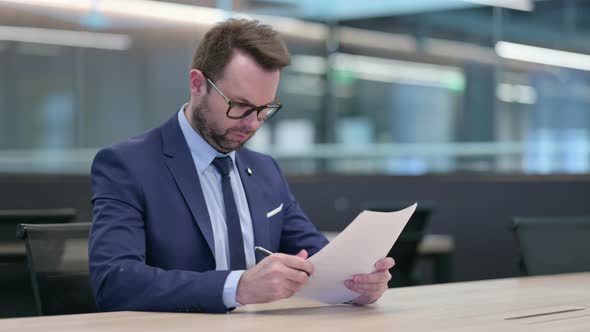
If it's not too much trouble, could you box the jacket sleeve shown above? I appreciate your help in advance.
[270,158,329,256]
[89,147,230,313]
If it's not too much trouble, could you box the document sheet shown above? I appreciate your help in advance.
[297,203,417,304]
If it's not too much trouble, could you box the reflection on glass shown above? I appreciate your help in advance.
[0,1,589,175]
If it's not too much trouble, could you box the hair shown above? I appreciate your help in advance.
[191,18,291,81]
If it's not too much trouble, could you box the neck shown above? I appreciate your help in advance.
[183,101,231,154]
[184,101,205,138]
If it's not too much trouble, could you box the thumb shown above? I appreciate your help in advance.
[296,249,308,259]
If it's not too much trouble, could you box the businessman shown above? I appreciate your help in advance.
[89,18,394,313]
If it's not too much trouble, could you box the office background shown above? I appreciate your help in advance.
[0,0,589,297]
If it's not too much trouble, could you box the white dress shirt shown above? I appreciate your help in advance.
[177,105,256,308]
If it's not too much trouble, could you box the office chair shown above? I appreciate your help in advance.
[0,208,76,317]
[16,222,97,315]
[512,216,590,276]
[0,208,76,242]
[362,201,434,287]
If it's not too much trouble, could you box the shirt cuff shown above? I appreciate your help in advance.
[223,270,245,309]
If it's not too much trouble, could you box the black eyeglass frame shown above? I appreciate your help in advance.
[205,76,282,121]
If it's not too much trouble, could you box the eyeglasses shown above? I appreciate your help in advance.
[205,76,282,121]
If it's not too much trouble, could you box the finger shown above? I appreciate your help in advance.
[270,279,300,300]
[351,294,379,305]
[274,253,314,275]
[283,268,310,285]
[295,249,308,259]
[345,280,386,293]
[352,271,392,284]
[374,257,395,271]
[283,278,303,293]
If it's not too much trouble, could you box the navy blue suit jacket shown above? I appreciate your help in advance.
[89,114,328,313]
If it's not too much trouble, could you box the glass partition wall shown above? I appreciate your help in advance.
[0,0,588,175]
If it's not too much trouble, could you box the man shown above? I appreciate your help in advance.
[89,18,394,313]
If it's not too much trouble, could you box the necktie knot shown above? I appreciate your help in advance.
[212,156,232,177]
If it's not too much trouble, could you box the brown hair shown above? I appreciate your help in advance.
[191,18,291,81]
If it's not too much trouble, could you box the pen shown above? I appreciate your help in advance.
[254,246,274,256]
[254,246,311,276]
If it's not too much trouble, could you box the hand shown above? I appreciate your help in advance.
[236,249,314,305]
[345,257,395,305]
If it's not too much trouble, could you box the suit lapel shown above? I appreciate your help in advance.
[235,152,271,263]
[160,115,215,257]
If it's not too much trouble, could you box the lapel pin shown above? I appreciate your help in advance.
[247,168,253,176]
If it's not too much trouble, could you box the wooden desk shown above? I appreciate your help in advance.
[0,242,27,271]
[0,242,25,257]
[1,273,588,331]
[417,234,454,283]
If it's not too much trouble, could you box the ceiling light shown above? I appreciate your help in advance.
[496,41,590,72]
[462,0,533,11]
[0,25,130,50]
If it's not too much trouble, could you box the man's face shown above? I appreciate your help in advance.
[189,51,280,153]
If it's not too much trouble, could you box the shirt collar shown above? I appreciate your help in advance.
[177,104,236,175]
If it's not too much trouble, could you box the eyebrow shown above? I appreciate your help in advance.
[234,96,277,107]
[233,96,255,106]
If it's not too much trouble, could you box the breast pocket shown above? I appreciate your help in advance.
[266,202,284,250]
[266,203,283,219]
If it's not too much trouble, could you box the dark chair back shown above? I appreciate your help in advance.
[362,201,434,287]
[0,208,76,242]
[16,222,96,315]
[512,216,590,276]
[0,209,76,318]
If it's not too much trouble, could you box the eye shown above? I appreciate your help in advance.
[259,107,275,118]
[228,102,256,118]
[231,103,252,112]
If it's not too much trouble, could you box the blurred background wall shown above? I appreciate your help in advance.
[1,0,589,283]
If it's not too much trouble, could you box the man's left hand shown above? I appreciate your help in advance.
[344,257,395,304]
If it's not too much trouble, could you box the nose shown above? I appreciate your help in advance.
[241,110,262,131]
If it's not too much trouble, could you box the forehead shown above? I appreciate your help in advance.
[216,51,280,104]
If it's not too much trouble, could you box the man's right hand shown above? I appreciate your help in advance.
[235,249,313,304]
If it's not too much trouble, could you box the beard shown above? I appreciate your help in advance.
[189,100,255,153]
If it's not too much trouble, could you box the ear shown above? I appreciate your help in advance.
[189,69,207,99]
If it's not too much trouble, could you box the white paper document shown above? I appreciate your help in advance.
[297,203,417,304]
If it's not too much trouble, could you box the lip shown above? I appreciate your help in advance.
[229,131,249,142]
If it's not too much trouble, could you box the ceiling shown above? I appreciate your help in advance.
[0,0,588,54]
[238,0,534,21]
